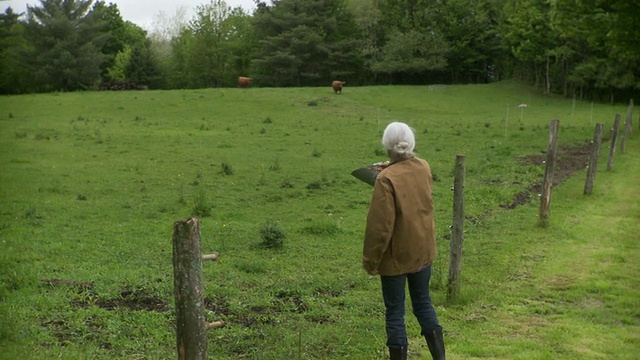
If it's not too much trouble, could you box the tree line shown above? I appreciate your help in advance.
[1,0,638,102]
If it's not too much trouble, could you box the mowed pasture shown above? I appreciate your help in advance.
[1,82,638,359]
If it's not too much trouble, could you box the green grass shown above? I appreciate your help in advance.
[0,82,637,359]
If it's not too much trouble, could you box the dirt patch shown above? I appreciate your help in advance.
[68,287,168,312]
[503,142,592,209]
[93,289,168,312]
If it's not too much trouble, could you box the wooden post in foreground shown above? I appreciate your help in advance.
[172,217,223,360]
[620,99,634,154]
[539,119,559,227]
[584,123,603,195]
[607,114,621,171]
[447,155,465,301]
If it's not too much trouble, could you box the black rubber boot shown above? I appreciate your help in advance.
[424,328,445,360]
[388,346,408,360]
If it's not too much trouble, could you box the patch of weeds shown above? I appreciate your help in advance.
[14,132,27,139]
[76,194,87,201]
[236,260,268,274]
[311,149,322,158]
[24,207,44,226]
[94,128,103,143]
[307,100,318,106]
[220,162,234,175]
[263,117,272,124]
[40,178,67,194]
[34,133,50,140]
[495,145,514,156]
[484,122,491,128]
[300,221,342,236]
[272,289,308,313]
[260,127,267,134]
[192,188,212,217]
[8,113,14,119]
[306,181,322,190]
[280,179,294,188]
[257,172,268,186]
[269,157,281,171]
[177,183,186,206]
[375,148,386,157]
[259,221,286,248]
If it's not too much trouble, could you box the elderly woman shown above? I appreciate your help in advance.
[363,121,445,360]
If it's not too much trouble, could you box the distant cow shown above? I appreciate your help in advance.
[238,77,252,88]
[332,81,345,94]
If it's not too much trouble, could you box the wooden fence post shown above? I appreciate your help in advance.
[584,123,603,195]
[447,155,465,301]
[607,114,621,171]
[539,119,559,227]
[172,217,223,360]
[620,99,633,154]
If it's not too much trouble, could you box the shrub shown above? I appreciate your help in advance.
[259,222,286,248]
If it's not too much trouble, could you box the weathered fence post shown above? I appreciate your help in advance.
[584,123,603,195]
[607,114,621,171]
[620,100,633,154]
[447,155,465,301]
[172,217,223,360]
[539,119,559,227]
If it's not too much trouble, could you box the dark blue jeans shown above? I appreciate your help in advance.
[380,264,441,348]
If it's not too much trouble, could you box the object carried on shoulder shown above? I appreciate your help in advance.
[351,161,389,186]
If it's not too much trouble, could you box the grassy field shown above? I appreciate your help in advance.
[0,82,638,359]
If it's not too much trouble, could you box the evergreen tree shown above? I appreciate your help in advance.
[23,0,109,91]
[252,0,359,87]
[367,0,450,84]
[126,38,161,88]
[0,7,30,94]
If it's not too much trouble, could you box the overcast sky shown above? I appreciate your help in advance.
[2,0,258,30]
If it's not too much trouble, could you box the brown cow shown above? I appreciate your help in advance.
[238,77,252,88]
[332,80,345,94]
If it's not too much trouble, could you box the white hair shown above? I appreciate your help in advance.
[382,121,415,158]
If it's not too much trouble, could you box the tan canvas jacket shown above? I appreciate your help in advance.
[363,157,437,276]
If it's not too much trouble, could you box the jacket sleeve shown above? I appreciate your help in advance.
[363,176,396,275]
